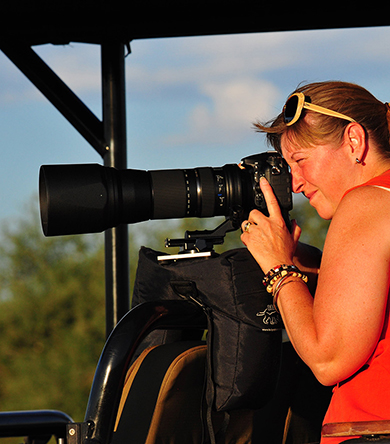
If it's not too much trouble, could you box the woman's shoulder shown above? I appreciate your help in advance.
[332,184,390,247]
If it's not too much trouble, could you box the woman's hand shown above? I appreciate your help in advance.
[241,177,301,273]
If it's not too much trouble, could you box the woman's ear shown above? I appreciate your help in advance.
[345,123,367,164]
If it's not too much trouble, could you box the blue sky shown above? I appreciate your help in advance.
[1,26,390,226]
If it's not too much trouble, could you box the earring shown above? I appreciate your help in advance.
[355,158,361,164]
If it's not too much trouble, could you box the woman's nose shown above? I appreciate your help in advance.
[291,171,305,194]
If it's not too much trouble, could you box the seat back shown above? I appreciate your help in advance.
[112,341,254,444]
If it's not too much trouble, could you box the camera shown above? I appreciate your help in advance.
[39,151,292,237]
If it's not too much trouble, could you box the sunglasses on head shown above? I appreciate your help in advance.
[283,92,356,126]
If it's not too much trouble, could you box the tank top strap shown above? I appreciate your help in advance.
[343,169,390,199]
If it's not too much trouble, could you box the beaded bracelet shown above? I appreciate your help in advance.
[263,264,308,294]
[262,264,300,286]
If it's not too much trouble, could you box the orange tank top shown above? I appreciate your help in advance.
[321,169,390,444]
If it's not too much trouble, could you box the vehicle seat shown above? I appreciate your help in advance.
[112,340,254,444]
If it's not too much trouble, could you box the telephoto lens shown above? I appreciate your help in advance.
[39,151,292,236]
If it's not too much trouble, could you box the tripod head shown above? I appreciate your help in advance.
[159,209,243,261]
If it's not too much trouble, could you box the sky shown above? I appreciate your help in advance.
[1,25,390,229]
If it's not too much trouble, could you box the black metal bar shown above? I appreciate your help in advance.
[101,42,130,337]
[0,410,73,438]
[0,41,107,157]
[84,300,207,444]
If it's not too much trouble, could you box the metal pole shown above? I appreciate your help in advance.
[0,42,106,157]
[101,42,130,337]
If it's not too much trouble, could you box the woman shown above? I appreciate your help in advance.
[241,81,390,443]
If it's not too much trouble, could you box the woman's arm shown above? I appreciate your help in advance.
[242,179,390,386]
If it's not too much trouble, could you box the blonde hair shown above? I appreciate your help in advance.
[254,81,390,159]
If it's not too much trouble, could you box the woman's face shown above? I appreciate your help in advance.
[281,132,354,220]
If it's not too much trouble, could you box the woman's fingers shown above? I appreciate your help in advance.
[241,177,285,232]
[259,176,283,220]
[240,178,300,272]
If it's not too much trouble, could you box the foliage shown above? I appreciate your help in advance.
[0,209,106,422]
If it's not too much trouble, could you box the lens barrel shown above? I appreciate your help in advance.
[39,163,246,236]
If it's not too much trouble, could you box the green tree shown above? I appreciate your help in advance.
[0,208,106,421]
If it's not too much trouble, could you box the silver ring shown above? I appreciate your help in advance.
[244,222,251,232]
